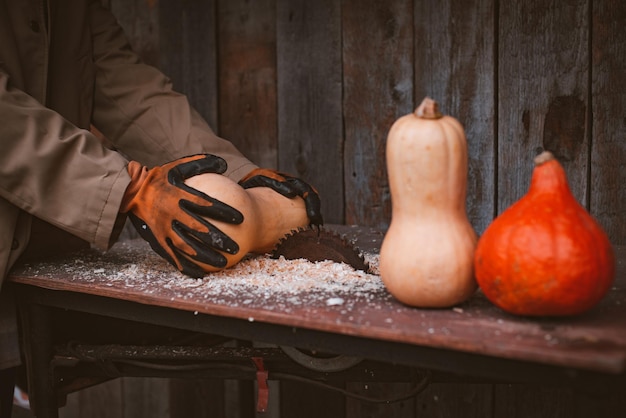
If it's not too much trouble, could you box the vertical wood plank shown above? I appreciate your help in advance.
[123,378,169,418]
[416,383,493,418]
[414,0,496,234]
[342,3,414,414]
[590,0,626,244]
[276,0,344,223]
[572,385,626,418]
[498,0,589,212]
[279,382,344,418]
[159,0,219,129]
[494,384,573,418]
[342,0,414,228]
[75,379,123,418]
[223,379,250,418]
[169,379,226,418]
[217,0,278,168]
[59,391,79,418]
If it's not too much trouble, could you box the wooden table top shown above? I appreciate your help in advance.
[8,225,626,375]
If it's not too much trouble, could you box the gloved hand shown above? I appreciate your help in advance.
[120,154,244,278]
[238,168,323,226]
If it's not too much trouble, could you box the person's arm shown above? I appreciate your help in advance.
[88,2,323,226]
[0,68,130,251]
[87,1,257,181]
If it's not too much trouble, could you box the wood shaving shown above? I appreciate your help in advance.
[15,241,387,313]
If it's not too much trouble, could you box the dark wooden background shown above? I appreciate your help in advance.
[105,0,624,243]
[54,0,626,417]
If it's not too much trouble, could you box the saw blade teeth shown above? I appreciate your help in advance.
[270,226,370,272]
[275,227,305,248]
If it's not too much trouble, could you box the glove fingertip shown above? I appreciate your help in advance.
[205,154,228,174]
[128,213,181,269]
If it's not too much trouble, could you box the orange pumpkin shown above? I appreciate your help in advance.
[474,151,615,316]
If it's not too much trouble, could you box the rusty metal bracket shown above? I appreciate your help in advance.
[251,357,269,413]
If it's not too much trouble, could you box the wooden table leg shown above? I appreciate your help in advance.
[18,302,59,418]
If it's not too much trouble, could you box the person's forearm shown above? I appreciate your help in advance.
[0,70,130,249]
[88,1,257,180]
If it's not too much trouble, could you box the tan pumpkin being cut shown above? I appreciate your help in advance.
[185,173,309,272]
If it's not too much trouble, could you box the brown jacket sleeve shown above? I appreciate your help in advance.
[0,1,256,252]
[88,1,257,180]
[0,69,130,251]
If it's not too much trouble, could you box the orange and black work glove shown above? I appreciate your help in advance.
[238,168,323,226]
[120,154,243,278]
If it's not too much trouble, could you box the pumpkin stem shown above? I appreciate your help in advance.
[534,150,555,166]
[415,97,443,119]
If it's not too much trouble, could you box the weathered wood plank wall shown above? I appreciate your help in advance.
[57,0,625,417]
[277,0,345,221]
[414,0,496,235]
[591,0,626,245]
[106,0,625,243]
[499,0,589,210]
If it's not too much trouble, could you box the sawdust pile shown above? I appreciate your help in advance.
[110,245,384,300]
[16,241,388,311]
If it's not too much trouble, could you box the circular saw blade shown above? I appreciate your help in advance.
[271,226,370,272]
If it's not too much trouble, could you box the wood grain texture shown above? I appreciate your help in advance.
[275,3,346,402]
[75,379,122,418]
[223,379,256,418]
[10,239,626,375]
[415,383,493,418]
[571,385,626,418]
[590,0,626,245]
[59,391,79,418]
[498,0,589,213]
[494,385,574,418]
[342,0,414,228]
[414,0,496,234]
[123,378,170,418]
[276,0,344,224]
[159,0,219,128]
[217,0,278,168]
[280,381,345,418]
[169,379,226,418]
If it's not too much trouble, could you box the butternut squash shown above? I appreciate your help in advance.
[379,97,477,307]
[185,173,309,272]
